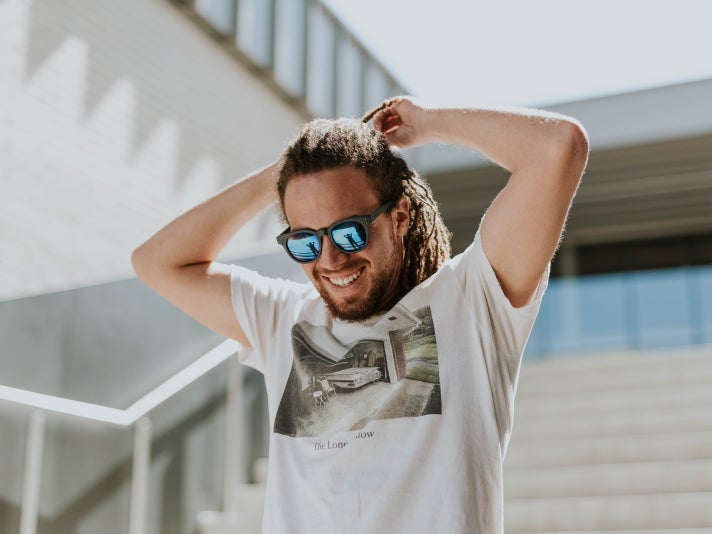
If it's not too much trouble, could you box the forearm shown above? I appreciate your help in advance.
[132,161,279,276]
[419,106,587,174]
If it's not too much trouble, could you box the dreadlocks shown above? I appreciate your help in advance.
[276,115,452,294]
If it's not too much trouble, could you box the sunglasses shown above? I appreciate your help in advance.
[276,201,394,263]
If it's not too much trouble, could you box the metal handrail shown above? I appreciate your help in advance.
[0,338,243,534]
[0,339,240,425]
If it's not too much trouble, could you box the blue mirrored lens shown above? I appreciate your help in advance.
[287,232,321,261]
[331,222,367,252]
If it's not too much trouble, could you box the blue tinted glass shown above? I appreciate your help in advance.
[287,232,321,261]
[331,222,366,251]
[633,269,694,348]
[698,267,712,344]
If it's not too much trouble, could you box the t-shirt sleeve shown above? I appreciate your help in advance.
[453,228,549,451]
[229,265,309,374]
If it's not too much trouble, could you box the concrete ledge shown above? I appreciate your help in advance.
[505,459,712,499]
[515,382,712,417]
[506,431,712,469]
[513,404,712,439]
[419,78,712,174]
[505,493,712,532]
[513,530,712,534]
[518,349,712,396]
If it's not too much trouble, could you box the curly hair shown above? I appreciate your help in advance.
[276,117,451,293]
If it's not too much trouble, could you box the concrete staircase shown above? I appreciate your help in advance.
[504,346,712,533]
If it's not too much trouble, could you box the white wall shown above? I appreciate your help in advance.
[0,0,306,301]
[0,0,309,531]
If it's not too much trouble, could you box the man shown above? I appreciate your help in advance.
[132,97,588,533]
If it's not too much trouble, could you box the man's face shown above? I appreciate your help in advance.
[283,167,409,322]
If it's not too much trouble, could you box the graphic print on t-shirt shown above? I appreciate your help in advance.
[274,303,441,437]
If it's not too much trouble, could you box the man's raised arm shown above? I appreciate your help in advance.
[372,98,589,307]
[131,161,280,346]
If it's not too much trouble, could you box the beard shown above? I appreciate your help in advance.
[313,238,404,322]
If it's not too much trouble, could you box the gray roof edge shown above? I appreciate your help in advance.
[417,77,712,174]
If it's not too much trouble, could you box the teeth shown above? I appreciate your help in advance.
[329,270,362,287]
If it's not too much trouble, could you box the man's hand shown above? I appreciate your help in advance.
[367,97,433,149]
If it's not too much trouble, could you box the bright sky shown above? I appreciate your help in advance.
[323,0,712,107]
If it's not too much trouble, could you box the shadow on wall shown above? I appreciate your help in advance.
[1,0,307,301]
[22,0,298,189]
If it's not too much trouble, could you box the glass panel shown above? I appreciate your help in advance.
[0,279,223,408]
[527,265,712,357]
[631,269,694,348]
[236,0,274,68]
[525,294,552,359]
[694,267,712,343]
[335,32,363,118]
[273,0,307,98]
[543,280,582,354]
[526,281,564,358]
[306,3,336,117]
[195,0,236,36]
[577,274,629,350]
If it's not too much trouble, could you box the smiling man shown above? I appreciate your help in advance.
[132,97,588,533]
[280,167,404,321]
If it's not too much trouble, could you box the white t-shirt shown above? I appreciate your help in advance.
[231,229,548,534]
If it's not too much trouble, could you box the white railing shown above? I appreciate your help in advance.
[0,339,243,534]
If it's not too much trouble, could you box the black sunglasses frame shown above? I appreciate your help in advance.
[276,200,395,263]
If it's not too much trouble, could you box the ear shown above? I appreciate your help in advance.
[392,195,410,238]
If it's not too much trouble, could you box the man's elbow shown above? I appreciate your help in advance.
[558,119,590,178]
[131,244,154,283]
[533,118,589,193]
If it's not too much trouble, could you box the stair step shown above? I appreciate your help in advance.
[512,405,712,439]
[504,492,712,532]
[196,510,261,534]
[519,348,712,393]
[505,430,712,468]
[515,381,712,417]
[514,530,712,534]
[505,349,712,531]
[504,459,712,499]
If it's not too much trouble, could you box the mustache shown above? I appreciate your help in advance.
[313,263,365,278]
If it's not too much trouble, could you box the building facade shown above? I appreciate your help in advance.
[0,0,404,532]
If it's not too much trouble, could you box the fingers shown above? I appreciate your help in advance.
[361,96,404,124]
[373,108,401,134]
[380,113,402,135]
[363,96,406,132]
[376,107,405,138]
[362,96,419,147]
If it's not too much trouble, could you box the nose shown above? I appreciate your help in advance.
[318,236,349,269]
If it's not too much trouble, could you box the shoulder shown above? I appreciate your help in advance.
[230,265,314,298]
